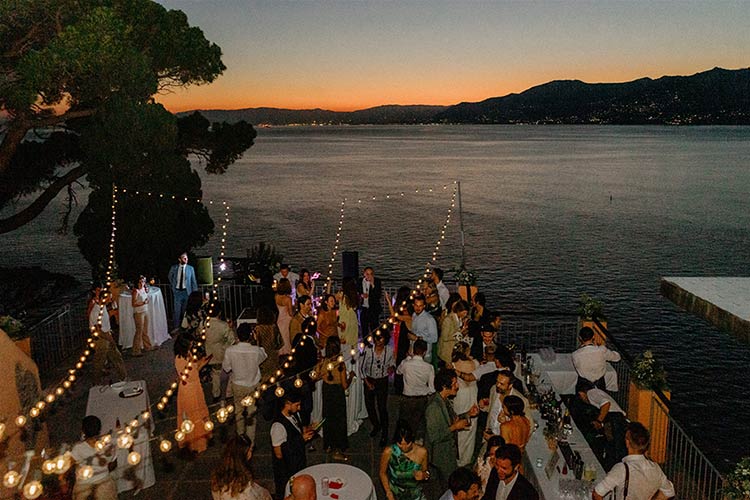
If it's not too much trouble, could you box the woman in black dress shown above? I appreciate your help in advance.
[316,336,354,461]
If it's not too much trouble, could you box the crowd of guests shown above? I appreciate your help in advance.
[77,255,674,500]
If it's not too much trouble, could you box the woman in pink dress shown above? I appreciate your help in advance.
[174,334,212,453]
[275,278,293,355]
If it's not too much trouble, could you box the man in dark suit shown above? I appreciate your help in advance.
[359,266,383,337]
[482,444,539,500]
[168,252,198,329]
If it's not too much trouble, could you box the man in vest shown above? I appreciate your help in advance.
[271,390,316,500]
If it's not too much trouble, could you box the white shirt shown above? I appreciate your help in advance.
[270,414,301,447]
[411,310,438,362]
[71,441,116,485]
[436,281,450,309]
[397,355,435,396]
[572,344,621,382]
[361,278,371,308]
[486,387,533,435]
[88,303,111,333]
[360,345,395,379]
[472,362,499,380]
[222,343,267,388]
[494,472,519,500]
[587,388,625,415]
[594,454,675,500]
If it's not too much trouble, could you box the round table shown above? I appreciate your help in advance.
[285,463,376,500]
[118,287,170,349]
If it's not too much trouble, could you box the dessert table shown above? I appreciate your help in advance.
[524,408,606,500]
[118,287,170,349]
[530,352,618,394]
[285,463,376,500]
[85,380,155,493]
[311,348,368,436]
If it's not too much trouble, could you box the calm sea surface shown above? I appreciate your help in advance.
[3,125,750,468]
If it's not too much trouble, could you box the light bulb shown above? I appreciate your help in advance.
[337,355,344,363]
[241,396,253,407]
[22,480,43,499]
[128,419,139,429]
[180,419,194,434]
[29,407,40,418]
[127,451,141,465]
[294,378,304,388]
[77,466,94,480]
[216,408,228,423]
[95,440,107,452]
[15,415,27,427]
[141,411,150,421]
[42,459,57,474]
[226,404,234,414]
[3,470,20,488]
[159,439,172,452]
[54,453,72,474]
[275,386,285,397]
[204,421,214,432]
[45,394,55,403]
[117,433,133,449]
[174,430,186,442]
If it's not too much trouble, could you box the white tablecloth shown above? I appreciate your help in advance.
[285,463,376,500]
[311,349,368,436]
[118,288,170,349]
[85,381,155,493]
[531,352,618,394]
[524,408,606,500]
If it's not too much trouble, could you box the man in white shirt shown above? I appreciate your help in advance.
[594,422,675,500]
[572,326,621,390]
[274,264,300,301]
[396,339,435,439]
[576,379,628,469]
[71,415,118,500]
[222,323,267,443]
[482,370,532,438]
[271,391,316,498]
[438,467,482,500]
[409,294,438,362]
[431,268,451,310]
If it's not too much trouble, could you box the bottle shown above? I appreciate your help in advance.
[115,418,121,430]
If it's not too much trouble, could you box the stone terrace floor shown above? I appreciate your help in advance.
[46,337,406,500]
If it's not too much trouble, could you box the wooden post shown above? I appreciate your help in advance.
[628,381,671,463]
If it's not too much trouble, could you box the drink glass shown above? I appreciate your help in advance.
[321,477,329,496]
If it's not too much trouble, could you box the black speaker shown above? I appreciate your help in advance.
[342,251,359,280]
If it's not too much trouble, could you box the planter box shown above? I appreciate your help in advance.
[628,381,671,463]
[13,337,31,357]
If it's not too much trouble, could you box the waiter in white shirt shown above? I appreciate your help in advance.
[572,326,621,391]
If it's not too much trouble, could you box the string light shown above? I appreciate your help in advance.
[3,470,20,488]
[159,439,172,453]
[22,480,43,499]
[325,198,346,294]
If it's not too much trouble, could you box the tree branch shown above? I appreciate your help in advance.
[0,164,88,234]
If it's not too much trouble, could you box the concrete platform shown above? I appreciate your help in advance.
[661,277,750,343]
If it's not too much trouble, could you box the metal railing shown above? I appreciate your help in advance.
[150,282,263,324]
[26,295,89,386]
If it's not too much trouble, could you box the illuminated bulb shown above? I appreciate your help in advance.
[22,480,43,499]
[253,390,261,399]
[309,370,317,379]
[124,426,132,435]
[117,433,133,449]
[76,362,83,369]
[161,397,169,404]
[204,421,214,432]
[55,387,64,395]
[241,395,253,407]
[166,389,173,397]
[15,415,27,427]
[77,466,94,480]
[35,401,45,410]
[284,362,290,369]
[275,386,285,397]
[276,369,283,377]
[79,356,86,363]
[180,419,194,434]
[326,362,334,371]
[337,355,344,363]
[159,439,172,452]
[294,378,304,388]
[174,430,186,442]
[67,374,76,382]
[29,407,40,418]
[350,348,356,356]
[170,382,178,390]
[45,394,55,403]
[216,407,228,423]
[3,470,20,488]
[226,404,234,414]
[127,451,141,465]
[95,440,107,452]
[156,402,165,411]
[141,411,150,421]
[359,342,365,349]
[42,459,57,474]
[54,454,71,474]
[260,384,267,391]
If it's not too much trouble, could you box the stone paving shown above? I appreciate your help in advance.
[46,338,395,500]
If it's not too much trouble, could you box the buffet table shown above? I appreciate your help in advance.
[311,348,368,436]
[85,381,155,493]
[524,408,606,500]
[285,463,376,500]
[530,352,618,394]
[118,287,170,349]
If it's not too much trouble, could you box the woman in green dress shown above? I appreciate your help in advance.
[379,420,429,500]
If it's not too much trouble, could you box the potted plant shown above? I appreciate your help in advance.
[453,268,478,302]
[628,350,671,462]
[723,456,750,499]
[0,315,31,356]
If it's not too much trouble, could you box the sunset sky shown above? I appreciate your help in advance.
[155,0,750,112]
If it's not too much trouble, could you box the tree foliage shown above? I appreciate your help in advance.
[0,0,257,279]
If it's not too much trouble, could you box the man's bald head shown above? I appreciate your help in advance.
[288,474,316,500]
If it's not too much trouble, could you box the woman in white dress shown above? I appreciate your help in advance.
[452,341,479,466]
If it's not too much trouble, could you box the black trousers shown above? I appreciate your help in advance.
[364,376,389,436]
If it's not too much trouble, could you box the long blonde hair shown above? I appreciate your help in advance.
[210,438,254,496]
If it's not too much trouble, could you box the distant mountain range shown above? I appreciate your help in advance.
[184,67,750,125]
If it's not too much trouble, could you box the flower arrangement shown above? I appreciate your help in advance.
[631,350,669,392]
[453,268,477,286]
[577,293,606,320]
[724,456,750,499]
[0,315,27,340]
